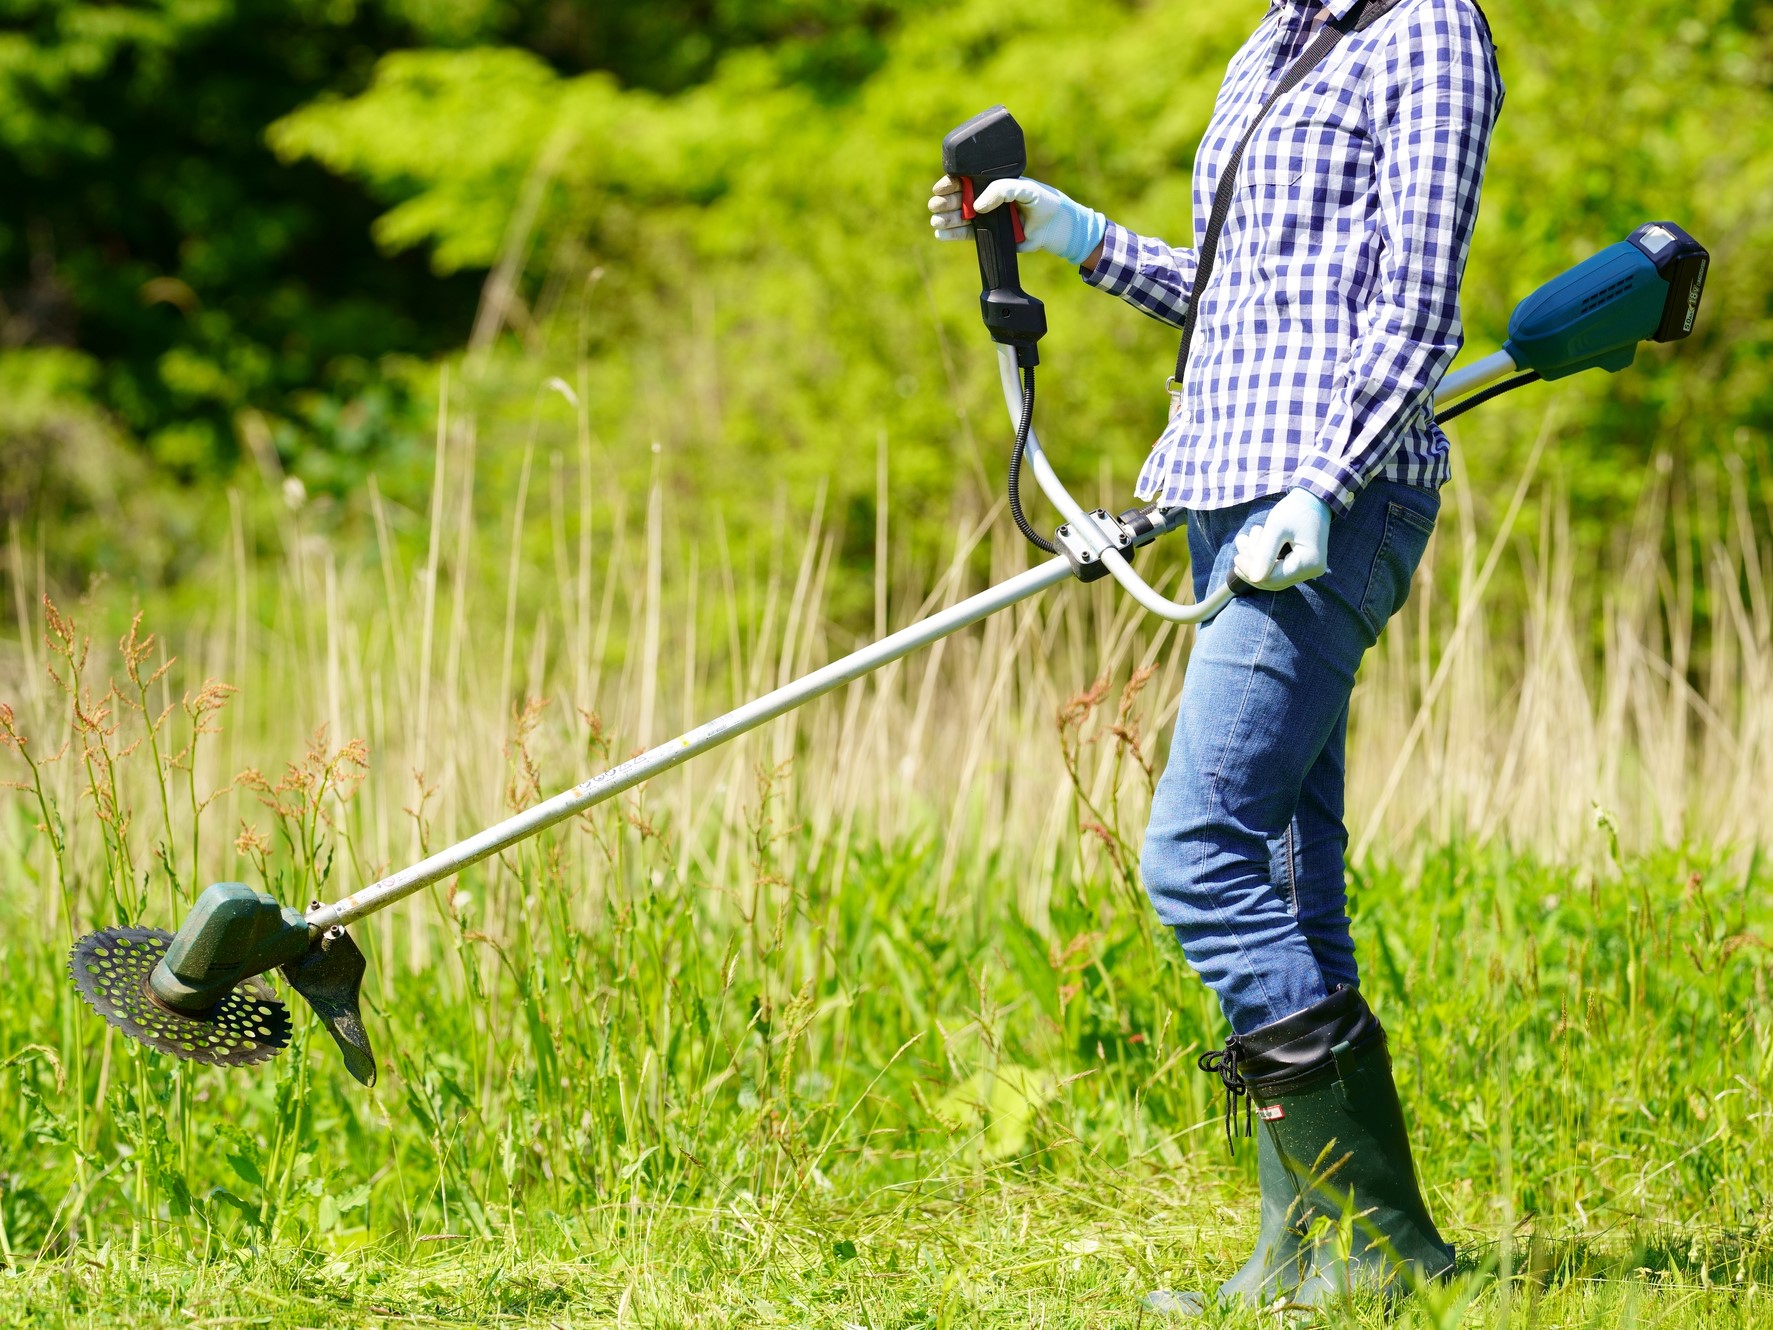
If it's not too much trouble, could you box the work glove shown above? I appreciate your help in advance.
[928,175,1107,267]
[1233,488,1333,592]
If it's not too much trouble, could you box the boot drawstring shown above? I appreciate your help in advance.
[1199,1037,1251,1154]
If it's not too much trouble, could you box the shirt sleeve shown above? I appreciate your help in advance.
[1291,0,1503,516]
[1079,219,1200,331]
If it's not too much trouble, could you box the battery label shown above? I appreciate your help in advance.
[1685,260,1708,333]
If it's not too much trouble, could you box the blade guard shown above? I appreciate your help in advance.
[283,918,377,1086]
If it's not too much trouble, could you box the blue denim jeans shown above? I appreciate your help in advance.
[1140,479,1439,1035]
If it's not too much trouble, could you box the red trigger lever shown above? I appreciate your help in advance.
[958,177,1027,245]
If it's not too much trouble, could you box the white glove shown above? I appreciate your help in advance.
[928,175,1107,266]
[1233,489,1333,591]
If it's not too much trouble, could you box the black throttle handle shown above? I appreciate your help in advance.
[942,105,1047,367]
[1226,542,1295,599]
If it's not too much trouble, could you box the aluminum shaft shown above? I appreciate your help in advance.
[308,556,1073,929]
[309,345,1521,932]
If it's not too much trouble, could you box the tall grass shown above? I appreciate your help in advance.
[0,385,1769,1326]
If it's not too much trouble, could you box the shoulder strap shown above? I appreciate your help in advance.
[1172,0,1406,387]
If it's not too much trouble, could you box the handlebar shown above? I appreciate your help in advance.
[992,343,1525,623]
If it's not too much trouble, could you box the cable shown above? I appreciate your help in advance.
[1007,364,1057,554]
[1437,370,1542,424]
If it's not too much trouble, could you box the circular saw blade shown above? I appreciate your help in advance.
[68,926,292,1067]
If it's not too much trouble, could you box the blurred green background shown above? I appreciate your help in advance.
[3,0,1770,600]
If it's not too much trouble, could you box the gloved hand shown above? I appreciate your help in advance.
[1233,489,1333,591]
[928,175,1107,267]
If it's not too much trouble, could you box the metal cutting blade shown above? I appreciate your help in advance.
[68,926,292,1067]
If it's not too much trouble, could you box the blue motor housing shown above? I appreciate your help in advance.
[1503,222,1709,381]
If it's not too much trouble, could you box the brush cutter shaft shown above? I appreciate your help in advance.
[307,556,1074,930]
[1436,349,1519,402]
[308,342,1526,933]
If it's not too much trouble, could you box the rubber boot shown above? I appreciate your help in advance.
[1214,1124,1305,1302]
[1142,1127,1301,1318]
[1146,988,1451,1318]
[1236,987,1454,1307]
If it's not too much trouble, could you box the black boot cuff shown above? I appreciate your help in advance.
[1236,987,1384,1093]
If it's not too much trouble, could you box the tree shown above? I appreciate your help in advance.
[0,0,920,494]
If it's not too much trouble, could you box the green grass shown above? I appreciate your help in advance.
[2,727,1769,1325]
[1,424,1770,1325]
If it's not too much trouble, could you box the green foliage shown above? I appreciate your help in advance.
[4,0,1773,612]
[5,10,1771,1320]
[0,0,485,510]
[269,48,637,274]
[0,348,194,576]
[0,0,934,575]
[258,0,1773,604]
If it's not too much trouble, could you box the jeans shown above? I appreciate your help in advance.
[1140,479,1439,1035]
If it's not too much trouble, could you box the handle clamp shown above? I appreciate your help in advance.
[1054,510,1135,583]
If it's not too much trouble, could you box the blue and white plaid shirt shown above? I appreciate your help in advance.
[1084,0,1503,515]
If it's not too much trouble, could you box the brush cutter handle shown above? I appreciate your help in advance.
[943,106,1047,366]
[991,344,1233,623]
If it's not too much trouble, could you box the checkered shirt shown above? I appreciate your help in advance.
[1084,0,1503,515]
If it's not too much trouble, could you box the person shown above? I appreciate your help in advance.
[929,0,1502,1312]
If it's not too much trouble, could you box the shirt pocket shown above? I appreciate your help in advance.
[1238,162,1316,283]
[1241,82,1375,251]
[1241,163,1309,200]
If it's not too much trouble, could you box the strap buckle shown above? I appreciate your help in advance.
[1165,376,1186,429]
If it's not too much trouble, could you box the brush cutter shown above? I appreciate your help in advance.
[69,107,1710,1088]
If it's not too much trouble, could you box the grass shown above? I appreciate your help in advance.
[0,384,1770,1327]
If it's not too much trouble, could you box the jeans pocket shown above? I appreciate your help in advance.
[1359,499,1437,637]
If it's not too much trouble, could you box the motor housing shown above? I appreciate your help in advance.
[149,881,312,1011]
[1503,222,1709,380]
